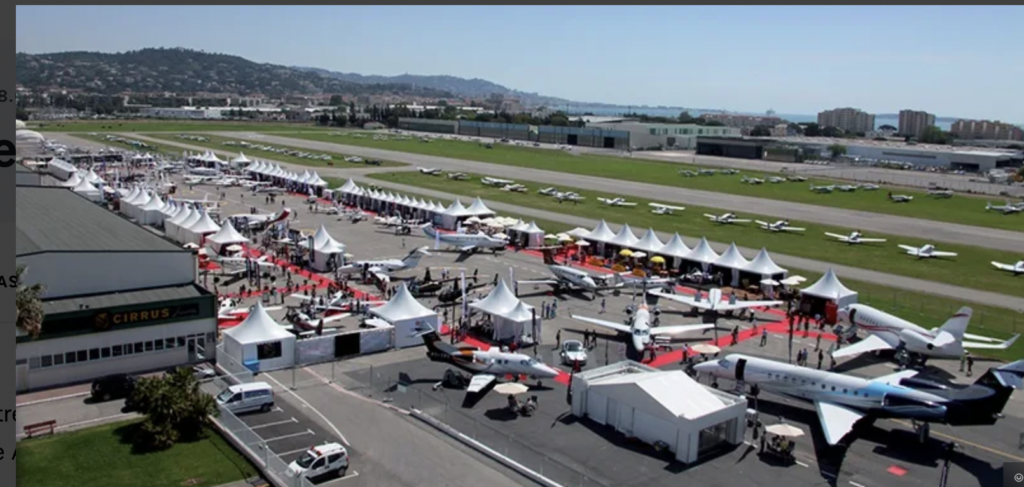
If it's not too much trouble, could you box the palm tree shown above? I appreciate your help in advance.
[15,265,45,338]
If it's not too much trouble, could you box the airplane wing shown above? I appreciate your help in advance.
[991,262,1015,271]
[618,202,638,206]
[570,314,632,334]
[781,227,805,232]
[898,245,919,253]
[467,374,497,393]
[814,400,865,446]
[320,313,351,324]
[754,220,770,227]
[824,233,849,241]
[831,334,895,359]
[369,268,391,284]
[730,219,751,223]
[458,245,478,253]
[929,251,958,257]
[964,334,1019,350]
[858,238,887,243]
[712,300,784,312]
[517,279,560,287]
[649,324,715,335]
[869,369,920,386]
[648,290,713,310]
[703,214,718,220]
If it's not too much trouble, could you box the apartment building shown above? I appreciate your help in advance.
[898,109,936,138]
[950,119,1024,141]
[817,107,875,134]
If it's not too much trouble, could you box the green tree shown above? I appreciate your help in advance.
[16,108,29,121]
[15,266,44,339]
[132,367,217,451]
[827,143,847,159]
[800,123,821,137]
[749,126,771,137]
[677,111,696,123]
[821,126,844,138]
[919,126,952,145]
[328,95,344,107]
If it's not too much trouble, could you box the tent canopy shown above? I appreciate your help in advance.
[469,279,521,315]
[607,224,640,248]
[207,219,250,246]
[658,233,691,259]
[631,228,665,253]
[714,243,750,270]
[745,248,788,276]
[589,370,725,420]
[686,237,720,264]
[443,199,473,217]
[800,268,857,301]
[311,224,346,254]
[370,283,437,322]
[521,221,544,235]
[465,197,496,217]
[188,211,221,234]
[223,302,293,343]
[586,220,617,243]
[72,178,100,195]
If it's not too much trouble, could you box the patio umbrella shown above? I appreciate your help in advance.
[780,276,807,286]
[761,279,781,286]
[632,251,647,259]
[619,249,634,257]
[558,235,574,242]
[465,216,482,224]
[766,424,805,438]
[545,234,559,240]
[650,256,666,264]
[494,383,530,396]
[575,240,591,247]
[691,343,721,355]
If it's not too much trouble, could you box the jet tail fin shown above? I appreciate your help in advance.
[420,330,458,356]
[976,359,1024,390]
[938,307,972,342]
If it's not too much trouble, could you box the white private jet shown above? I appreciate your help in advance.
[859,183,880,191]
[824,231,887,245]
[422,223,507,254]
[810,184,835,193]
[649,203,686,215]
[768,177,786,184]
[229,208,292,230]
[337,247,430,283]
[481,177,515,187]
[418,167,442,175]
[289,290,387,314]
[756,220,806,232]
[889,193,914,203]
[183,175,221,185]
[421,331,560,393]
[206,252,278,275]
[501,183,528,193]
[571,304,713,357]
[312,204,339,215]
[375,215,422,227]
[837,185,858,192]
[446,172,469,180]
[720,169,741,175]
[187,166,221,177]
[537,187,559,196]
[650,288,782,315]
[928,188,954,198]
[217,298,283,320]
[992,260,1024,275]
[833,304,1019,365]
[985,201,1024,215]
[695,354,1024,446]
[705,213,751,224]
[597,197,638,207]
[741,176,765,185]
[899,244,957,259]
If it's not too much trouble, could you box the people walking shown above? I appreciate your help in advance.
[817,349,824,370]
[760,328,768,347]
[600,298,606,314]
[966,352,974,377]
[959,351,967,372]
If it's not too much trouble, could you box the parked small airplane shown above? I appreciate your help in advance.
[337,247,431,283]
[833,304,1019,365]
[420,331,560,394]
[899,244,957,259]
[597,197,638,207]
[889,192,914,203]
[614,272,676,291]
[187,166,221,177]
[183,175,221,185]
[571,304,713,357]
[720,169,740,175]
[418,167,442,175]
[206,252,278,275]
[741,176,765,185]
[375,215,422,227]
[554,192,585,203]
[704,213,751,224]
[755,220,806,232]
[446,172,469,180]
[698,169,717,176]
[228,208,292,230]
[695,353,1024,446]
[218,299,284,320]
[649,202,686,215]
[481,177,515,187]
[837,185,858,192]
[501,183,528,193]
[810,184,835,193]
[859,183,880,190]
[824,231,887,245]
[650,288,782,315]
[768,177,786,184]
[679,170,698,177]
[537,187,559,196]
[422,223,507,254]
[312,204,339,215]
[985,201,1024,215]
[928,188,954,198]
[516,250,624,300]
[787,175,808,182]
[991,260,1024,275]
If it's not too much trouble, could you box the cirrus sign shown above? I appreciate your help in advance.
[0,139,13,168]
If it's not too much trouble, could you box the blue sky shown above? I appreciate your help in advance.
[16,6,1024,121]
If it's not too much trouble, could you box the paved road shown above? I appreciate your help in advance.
[51,132,1024,310]
[212,132,1024,254]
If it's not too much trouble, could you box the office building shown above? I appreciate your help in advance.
[817,108,875,134]
[898,110,936,138]
[950,119,1024,141]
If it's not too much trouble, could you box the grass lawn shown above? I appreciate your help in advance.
[31,119,331,133]
[285,131,1024,233]
[79,133,185,157]
[146,133,406,168]
[16,419,258,487]
[342,178,1024,362]
[365,171,1024,300]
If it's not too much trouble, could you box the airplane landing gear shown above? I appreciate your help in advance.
[911,419,931,444]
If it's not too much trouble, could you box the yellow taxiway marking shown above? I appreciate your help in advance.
[892,420,1024,462]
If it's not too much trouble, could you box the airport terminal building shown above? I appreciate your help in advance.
[16,185,217,392]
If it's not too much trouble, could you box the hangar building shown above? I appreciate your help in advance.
[16,185,217,392]
[585,122,741,150]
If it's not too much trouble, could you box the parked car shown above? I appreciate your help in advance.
[560,340,588,367]
[288,442,349,480]
[215,382,275,414]
[91,373,138,403]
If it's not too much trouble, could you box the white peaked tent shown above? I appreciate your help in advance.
[245,160,263,173]
[369,283,441,349]
[658,233,692,267]
[299,170,312,184]
[206,219,249,254]
[799,268,857,308]
[165,205,193,238]
[470,280,537,342]
[164,202,184,222]
[632,228,666,254]
[232,153,251,168]
[745,248,788,280]
[308,172,329,187]
[470,279,520,315]
[713,243,750,287]
[140,193,167,226]
[465,197,496,217]
[566,227,592,239]
[307,225,346,272]
[222,302,296,372]
[499,301,539,343]
[159,200,178,217]
[608,224,640,248]
[339,178,358,194]
[84,168,104,185]
[441,200,473,229]
[127,191,153,222]
[72,178,103,202]
[685,237,720,270]
[174,207,204,243]
[521,221,546,248]
[60,172,83,188]
[586,220,617,244]
[185,210,222,245]
[119,186,141,212]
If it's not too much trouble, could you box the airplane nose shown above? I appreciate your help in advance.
[540,364,559,377]
[693,362,718,375]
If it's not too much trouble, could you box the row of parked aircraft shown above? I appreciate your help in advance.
[679,168,740,177]
[985,200,1024,215]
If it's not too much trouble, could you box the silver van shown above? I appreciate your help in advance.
[216,382,275,414]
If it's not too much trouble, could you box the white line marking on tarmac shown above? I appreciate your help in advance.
[263,429,315,443]
[821,471,838,479]
[17,391,92,407]
[265,373,351,447]
[272,406,284,413]
[850,482,867,487]
[795,460,810,468]
[250,418,298,429]
[277,447,313,458]
[16,412,137,438]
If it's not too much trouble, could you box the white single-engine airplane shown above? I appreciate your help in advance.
[928,188,954,198]
[418,167,442,175]
[446,172,468,180]
[787,175,808,182]
[229,208,292,229]
[756,220,806,232]
[517,251,624,299]
[810,184,835,193]
[597,197,638,207]
[991,260,1024,275]
[768,177,786,184]
[679,170,698,177]
[741,176,765,185]
[650,288,782,314]
[537,187,559,196]
[985,201,1024,215]
[422,223,507,254]
[649,202,686,215]
[824,231,887,245]
[571,304,713,357]
[705,213,751,225]
[554,192,585,203]
[206,252,278,275]
[420,331,560,394]
[481,177,515,187]
[337,247,430,283]
[859,183,880,191]
[889,192,914,203]
[695,353,1024,446]
[899,244,957,259]
[833,304,1018,365]
[837,185,858,192]
[501,183,528,193]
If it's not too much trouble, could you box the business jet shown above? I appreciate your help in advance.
[613,272,676,291]
[336,247,430,283]
[537,187,559,196]
[899,244,957,259]
[554,192,585,203]
[768,177,786,184]
[422,223,507,254]
[741,176,765,185]
[649,203,686,215]
[787,175,807,182]
[206,252,278,275]
[679,170,698,177]
[859,183,880,191]
[992,260,1024,275]
[481,177,515,187]
[695,353,1024,446]
[183,175,221,185]
[229,208,292,230]
[420,331,560,393]
[810,184,835,194]
[218,298,283,320]
[705,213,751,224]
[187,166,221,177]
[284,309,351,332]
[833,304,1018,365]
[288,291,386,315]
[571,304,713,357]
[837,185,858,192]
[824,231,887,245]
[418,167,442,175]
[985,201,1024,215]
[375,215,422,227]
[501,183,528,193]
[516,250,624,299]
[889,192,914,203]
[312,204,339,215]
[650,288,782,315]
[446,172,469,180]
[756,220,806,233]
[597,197,638,207]
[928,188,954,198]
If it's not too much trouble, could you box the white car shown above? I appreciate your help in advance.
[560,340,588,366]
[288,442,349,480]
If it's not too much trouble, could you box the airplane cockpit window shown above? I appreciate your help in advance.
[717,358,731,368]
[633,329,649,336]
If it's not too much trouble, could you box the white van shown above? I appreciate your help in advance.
[215,382,275,414]
[287,442,349,480]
